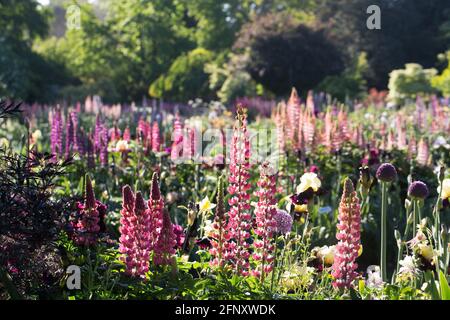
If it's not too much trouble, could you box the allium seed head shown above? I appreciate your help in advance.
[376,163,397,182]
[408,181,429,200]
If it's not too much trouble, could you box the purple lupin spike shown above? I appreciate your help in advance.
[65,115,74,159]
[51,110,64,159]
[100,123,109,167]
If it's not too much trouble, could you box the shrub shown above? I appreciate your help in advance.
[388,63,437,104]
[432,52,450,97]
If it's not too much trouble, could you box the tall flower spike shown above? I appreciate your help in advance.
[332,178,361,289]
[287,87,300,148]
[148,172,164,254]
[123,127,131,142]
[119,187,153,278]
[417,138,430,166]
[50,110,64,159]
[85,174,96,209]
[251,163,277,281]
[134,192,151,274]
[118,186,135,269]
[210,176,227,268]
[153,209,177,266]
[225,105,252,276]
[171,114,184,162]
[100,123,109,167]
[72,175,101,246]
[65,115,74,159]
[151,121,160,152]
[86,132,95,169]
[71,111,84,156]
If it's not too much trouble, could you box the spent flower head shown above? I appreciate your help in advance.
[408,181,429,200]
[376,163,397,182]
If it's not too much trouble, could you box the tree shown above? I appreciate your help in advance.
[318,52,369,101]
[38,0,196,103]
[317,0,450,89]
[234,12,344,96]
[0,0,71,102]
[149,48,214,101]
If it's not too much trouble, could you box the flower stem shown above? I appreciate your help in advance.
[394,218,411,283]
[270,238,278,293]
[412,200,418,239]
[380,182,388,282]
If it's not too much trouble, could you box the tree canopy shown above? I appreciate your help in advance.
[2,0,450,103]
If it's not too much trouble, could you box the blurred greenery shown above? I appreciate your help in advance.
[388,64,438,104]
[2,0,450,103]
[432,51,450,98]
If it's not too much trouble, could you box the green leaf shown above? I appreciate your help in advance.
[349,287,361,300]
[424,271,440,300]
[439,271,450,300]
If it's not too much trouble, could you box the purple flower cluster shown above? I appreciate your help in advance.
[273,209,293,234]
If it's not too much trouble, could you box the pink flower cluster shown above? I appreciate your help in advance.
[224,105,252,275]
[71,175,107,246]
[152,121,161,152]
[153,209,177,266]
[119,172,177,278]
[119,187,152,277]
[171,114,184,161]
[50,109,88,161]
[251,163,277,280]
[94,115,109,167]
[272,88,448,166]
[331,178,361,289]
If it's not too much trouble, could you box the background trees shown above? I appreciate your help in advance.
[317,0,450,89]
[234,12,344,96]
[2,0,450,103]
[0,0,74,102]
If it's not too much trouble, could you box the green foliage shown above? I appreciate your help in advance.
[149,48,214,101]
[318,52,369,101]
[318,0,450,89]
[432,52,450,97]
[388,64,437,104]
[37,0,195,103]
[0,0,73,102]
[206,53,259,104]
[234,12,344,96]
[423,270,450,300]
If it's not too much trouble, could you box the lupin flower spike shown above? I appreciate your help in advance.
[251,163,277,281]
[224,105,252,276]
[119,187,150,278]
[332,178,361,289]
